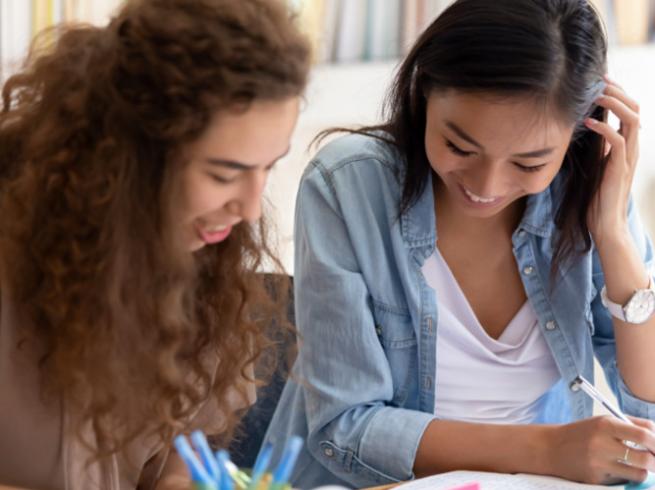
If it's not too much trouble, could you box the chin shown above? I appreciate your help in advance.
[189,240,205,252]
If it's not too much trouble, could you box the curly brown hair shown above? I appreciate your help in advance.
[0,0,309,459]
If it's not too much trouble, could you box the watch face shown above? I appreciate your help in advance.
[625,289,655,324]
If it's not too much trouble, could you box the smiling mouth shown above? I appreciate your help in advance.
[461,185,501,205]
[203,224,229,233]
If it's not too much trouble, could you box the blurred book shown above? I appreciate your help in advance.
[613,0,650,44]
[289,0,326,63]
[319,0,341,63]
[401,0,420,53]
[334,0,367,63]
[365,0,400,60]
[1,0,32,79]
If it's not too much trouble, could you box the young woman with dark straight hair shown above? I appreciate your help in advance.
[262,0,655,487]
[0,0,310,488]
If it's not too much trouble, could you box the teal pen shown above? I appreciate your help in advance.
[247,441,273,490]
[216,449,235,490]
[174,435,217,489]
[191,430,221,482]
[270,436,303,490]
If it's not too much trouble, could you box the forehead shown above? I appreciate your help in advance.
[188,97,300,164]
[427,90,575,152]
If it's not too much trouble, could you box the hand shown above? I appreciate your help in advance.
[585,76,640,248]
[547,415,655,485]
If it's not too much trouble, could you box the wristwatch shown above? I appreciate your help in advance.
[600,278,655,324]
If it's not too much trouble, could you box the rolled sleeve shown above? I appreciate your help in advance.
[615,365,655,420]
[359,407,435,481]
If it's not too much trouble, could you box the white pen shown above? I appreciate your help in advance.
[571,375,651,452]
[571,375,633,424]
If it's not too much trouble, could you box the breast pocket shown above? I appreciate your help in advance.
[371,302,418,405]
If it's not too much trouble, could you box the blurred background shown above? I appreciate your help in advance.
[1,0,655,405]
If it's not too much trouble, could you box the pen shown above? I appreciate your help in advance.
[173,435,216,488]
[271,436,303,490]
[571,375,651,452]
[216,449,235,490]
[191,430,221,482]
[247,442,273,490]
[571,375,632,424]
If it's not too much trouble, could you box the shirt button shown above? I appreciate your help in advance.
[518,230,526,238]
[523,266,534,275]
[323,447,334,457]
[375,325,382,336]
[423,376,433,389]
[545,320,557,331]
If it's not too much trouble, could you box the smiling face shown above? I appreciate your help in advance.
[178,97,300,251]
[425,91,576,223]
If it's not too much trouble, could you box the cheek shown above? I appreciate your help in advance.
[425,142,459,174]
[182,176,230,219]
[519,168,561,194]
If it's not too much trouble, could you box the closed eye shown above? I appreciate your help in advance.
[445,139,475,157]
[513,162,547,173]
[208,172,237,184]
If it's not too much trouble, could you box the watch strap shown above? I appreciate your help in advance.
[600,277,655,324]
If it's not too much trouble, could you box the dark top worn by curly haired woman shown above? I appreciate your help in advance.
[0,0,310,488]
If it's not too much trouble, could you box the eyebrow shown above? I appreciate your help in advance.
[445,121,555,159]
[205,147,290,170]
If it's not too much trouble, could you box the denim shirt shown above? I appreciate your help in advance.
[261,133,655,489]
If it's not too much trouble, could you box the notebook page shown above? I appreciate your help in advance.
[394,471,614,490]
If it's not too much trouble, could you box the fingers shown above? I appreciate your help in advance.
[584,117,628,168]
[607,456,649,485]
[587,77,641,171]
[604,75,640,114]
[595,92,639,130]
[613,418,655,454]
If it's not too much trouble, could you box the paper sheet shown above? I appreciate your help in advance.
[394,471,623,490]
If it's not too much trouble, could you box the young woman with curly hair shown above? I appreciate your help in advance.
[0,0,310,488]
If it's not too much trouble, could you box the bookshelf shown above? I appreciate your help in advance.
[0,0,124,80]
[292,0,655,65]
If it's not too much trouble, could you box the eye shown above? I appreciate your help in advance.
[513,162,546,173]
[208,172,236,184]
[445,139,475,157]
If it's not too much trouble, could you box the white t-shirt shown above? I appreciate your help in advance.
[421,249,561,424]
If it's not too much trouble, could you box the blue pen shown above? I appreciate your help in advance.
[191,430,221,482]
[271,436,303,488]
[174,435,215,487]
[216,449,235,490]
[247,441,273,490]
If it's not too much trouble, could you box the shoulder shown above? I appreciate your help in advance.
[306,132,402,180]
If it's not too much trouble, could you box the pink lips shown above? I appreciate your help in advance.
[196,225,233,245]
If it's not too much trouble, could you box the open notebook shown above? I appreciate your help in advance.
[393,470,655,490]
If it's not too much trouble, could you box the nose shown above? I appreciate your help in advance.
[471,159,504,197]
[226,169,267,223]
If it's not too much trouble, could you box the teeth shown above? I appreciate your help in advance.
[205,225,228,233]
[464,187,497,204]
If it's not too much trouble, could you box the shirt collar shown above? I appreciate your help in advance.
[401,170,560,250]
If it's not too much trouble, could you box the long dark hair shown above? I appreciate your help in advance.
[337,0,608,270]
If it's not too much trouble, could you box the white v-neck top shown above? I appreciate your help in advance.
[421,249,560,424]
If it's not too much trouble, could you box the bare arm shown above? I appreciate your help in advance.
[414,417,655,484]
